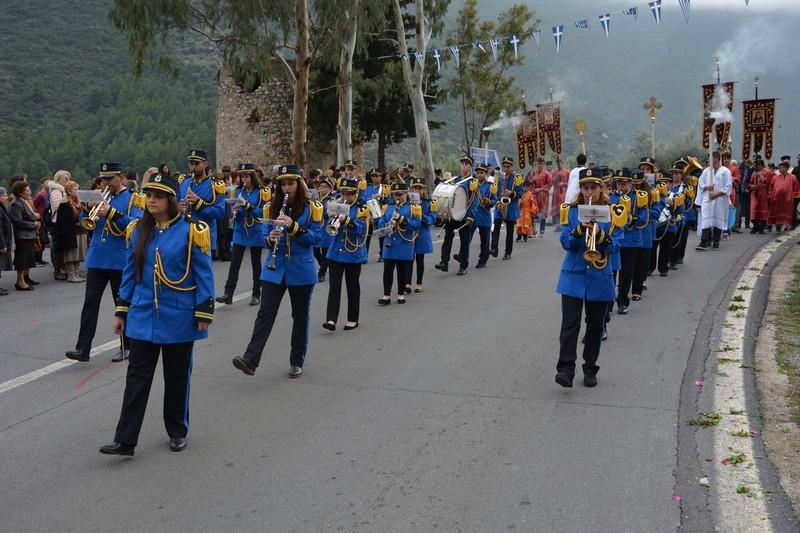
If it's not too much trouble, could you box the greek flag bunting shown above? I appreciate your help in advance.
[449,45,460,66]
[678,0,691,22]
[489,38,500,60]
[433,48,442,72]
[532,30,541,49]
[414,51,424,68]
[623,7,638,20]
[472,41,486,54]
[649,0,662,24]
[553,25,564,53]
[598,13,611,37]
[575,19,589,29]
[508,34,521,59]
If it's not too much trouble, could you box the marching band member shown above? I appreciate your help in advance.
[378,182,422,304]
[435,155,476,276]
[491,157,524,260]
[613,169,646,315]
[323,177,369,331]
[232,165,323,379]
[632,166,659,299]
[178,149,226,255]
[471,163,498,269]
[314,176,336,282]
[653,171,678,276]
[409,177,436,293]
[666,163,688,271]
[401,163,415,185]
[342,159,368,204]
[100,173,214,456]
[674,158,700,262]
[66,162,144,363]
[555,169,620,388]
[216,163,271,306]
[365,168,387,260]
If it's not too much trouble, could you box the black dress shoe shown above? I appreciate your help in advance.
[322,322,336,331]
[434,262,448,272]
[99,442,134,456]
[169,437,187,452]
[25,276,39,286]
[318,273,326,282]
[396,297,406,304]
[491,249,499,258]
[453,254,461,263]
[583,375,598,387]
[343,322,358,331]
[215,294,233,305]
[378,298,391,305]
[475,262,486,269]
[632,294,642,301]
[502,254,511,260]
[404,285,412,294]
[14,283,33,291]
[555,373,573,388]
[232,356,256,376]
[66,349,90,362]
[669,264,679,270]
[249,296,260,306]
[659,272,668,277]
[111,349,129,363]
[617,305,628,315]
[456,268,468,276]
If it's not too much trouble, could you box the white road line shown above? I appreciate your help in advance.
[0,291,251,395]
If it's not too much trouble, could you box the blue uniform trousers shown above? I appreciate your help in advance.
[491,219,515,257]
[558,295,606,378]
[470,225,491,265]
[76,267,128,353]
[383,259,411,296]
[114,339,194,446]
[244,281,313,368]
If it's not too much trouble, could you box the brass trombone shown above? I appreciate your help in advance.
[81,186,111,231]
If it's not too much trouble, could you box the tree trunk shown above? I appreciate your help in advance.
[292,0,310,169]
[392,0,435,191]
[377,129,387,171]
[336,4,359,167]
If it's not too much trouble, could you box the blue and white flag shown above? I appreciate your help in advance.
[414,51,424,68]
[472,41,486,54]
[532,30,541,49]
[508,34,521,59]
[553,25,565,53]
[575,19,589,29]
[399,54,408,62]
[678,0,691,22]
[649,0,662,24]
[489,37,500,60]
[433,49,442,72]
[598,13,611,37]
[623,7,638,20]
[449,45,460,66]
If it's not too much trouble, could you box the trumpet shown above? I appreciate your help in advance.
[583,221,602,263]
[81,186,111,231]
[267,194,290,271]
[326,215,345,236]
[384,198,401,248]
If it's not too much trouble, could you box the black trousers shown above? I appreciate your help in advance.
[216,224,232,260]
[114,339,194,447]
[410,253,426,285]
[326,260,361,323]
[366,226,384,259]
[491,219,515,256]
[656,232,675,274]
[470,225,491,265]
[76,267,128,352]
[739,192,751,227]
[244,281,314,368]
[676,220,694,261]
[557,295,606,378]
[383,259,411,296]
[616,248,638,307]
[314,247,329,275]
[633,247,650,295]
[440,220,472,269]
[224,245,262,297]
[538,213,547,235]
[699,227,722,246]
[648,243,658,275]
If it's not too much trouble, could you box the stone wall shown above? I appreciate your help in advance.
[215,61,293,170]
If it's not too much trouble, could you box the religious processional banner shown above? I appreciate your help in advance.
[741,99,776,161]
[516,110,539,168]
[702,82,735,150]
[536,102,563,156]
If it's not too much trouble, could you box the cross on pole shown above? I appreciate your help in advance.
[644,96,662,159]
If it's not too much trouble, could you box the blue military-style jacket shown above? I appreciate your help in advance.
[261,201,324,286]
[493,172,525,222]
[326,203,369,264]
[84,188,144,270]
[318,194,335,249]
[618,190,648,249]
[472,180,497,228]
[556,205,621,302]
[115,215,214,343]
[178,173,226,251]
[414,198,437,255]
[380,202,422,261]
[232,186,270,248]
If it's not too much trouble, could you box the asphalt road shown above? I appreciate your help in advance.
[0,226,775,532]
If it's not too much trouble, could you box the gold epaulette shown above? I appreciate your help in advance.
[381,204,388,216]
[125,220,138,244]
[469,179,478,192]
[410,204,422,218]
[176,174,186,185]
[189,219,211,254]
[514,173,524,187]
[620,195,631,214]
[132,192,146,210]
[260,187,272,204]
[310,200,324,222]
[636,190,649,209]
[358,178,367,192]
[688,176,699,187]
[559,203,571,226]
[262,205,270,220]
[685,185,696,201]
[212,178,226,195]
[657,183,669,197]
[650,189,660,203]
[489,181,498,195]
[430,199,438,213]
[610,204,627,232]
[357,204,370,219]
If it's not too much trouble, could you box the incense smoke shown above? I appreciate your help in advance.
[708,84,734,126]
[715,19,797,80]
[484,111,523,132]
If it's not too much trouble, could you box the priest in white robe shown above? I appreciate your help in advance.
[694,151,732,250]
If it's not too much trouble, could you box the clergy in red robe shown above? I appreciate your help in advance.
[724,154,740,209]
[533,162,552,217]
[749,160,771,233]
[767,162,800,230]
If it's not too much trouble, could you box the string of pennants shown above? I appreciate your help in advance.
[399,0,753,69]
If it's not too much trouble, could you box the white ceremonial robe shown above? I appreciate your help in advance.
[695,166,732,232]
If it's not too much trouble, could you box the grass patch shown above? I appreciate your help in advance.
[731,294,746,302]
[773,263,800,424]
[716,345,736,352]
[736,484,750,494]
[740,363,762,373]
[717,357,739,364]
[729,408,745,415]
[725,449,747,465]
[728,303,747,312]
[738,285,753,291]
[730,429,751,438]
[688,412,722,426]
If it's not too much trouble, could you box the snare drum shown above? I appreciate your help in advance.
[432,183,469,221]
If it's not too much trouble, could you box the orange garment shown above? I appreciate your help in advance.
[516,190,539,236]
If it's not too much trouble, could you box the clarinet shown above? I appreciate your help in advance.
[267,194,290,271]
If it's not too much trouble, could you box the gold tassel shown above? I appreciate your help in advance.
[213,179,227,195]
[190,220,211,254]
[430,199,438,213]
[514,174,524,187]
[261,187,272,204]
[560,203,571,226]
[310,201,324,222]
[125,220,138,244]
[410,204,422,218]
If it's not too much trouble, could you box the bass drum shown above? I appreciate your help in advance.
[432,183,469,221]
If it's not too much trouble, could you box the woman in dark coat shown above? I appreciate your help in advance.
[9,181,40,291]
[0,187,13,295]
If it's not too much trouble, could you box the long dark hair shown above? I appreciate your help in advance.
[269,178,309,218]
[133,196,180,282]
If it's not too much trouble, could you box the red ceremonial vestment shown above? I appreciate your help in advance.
[767,172,800,226]
[749,170,772,221]
[534,170,552,218]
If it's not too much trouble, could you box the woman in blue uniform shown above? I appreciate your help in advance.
[323,177,369,331]
[99,174,214,456]
[555,169,620,389]
[232,166,323,379]
[378,182,421,305]
[408,177,436,293]
[314,176,335,282]
[216,163,271,306]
